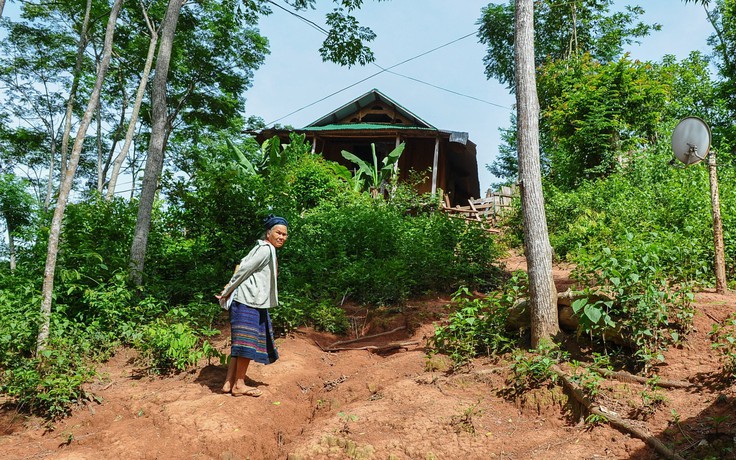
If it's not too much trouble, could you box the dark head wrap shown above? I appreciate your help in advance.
[264,214,288,230]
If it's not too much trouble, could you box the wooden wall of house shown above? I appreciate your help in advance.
[398,137,437,194]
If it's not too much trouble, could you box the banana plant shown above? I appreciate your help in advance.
[225,137,259,176]
[225,136,289,177]
[341,142,405,197]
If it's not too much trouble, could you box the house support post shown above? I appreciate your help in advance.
[394,136,400,174]
[311,136,317,154]
[431,136,439,195]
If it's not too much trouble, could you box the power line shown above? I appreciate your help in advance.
[264,1,510,126]
[264,0,329,35]
[266,31,502,125]
[113,187,138,195]
[377,66,511,110]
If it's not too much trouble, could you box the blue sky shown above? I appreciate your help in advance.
[246,1,714,193]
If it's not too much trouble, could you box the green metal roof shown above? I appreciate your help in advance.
[301,123,438,132]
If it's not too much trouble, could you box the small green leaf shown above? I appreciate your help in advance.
[572,298,588,314]
[584,304,602,324]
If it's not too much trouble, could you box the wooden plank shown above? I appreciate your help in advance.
[467,197,482,221]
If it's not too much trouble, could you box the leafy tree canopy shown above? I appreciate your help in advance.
[478,0,660,90]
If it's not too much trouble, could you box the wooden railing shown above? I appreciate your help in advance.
[441,185,517,231]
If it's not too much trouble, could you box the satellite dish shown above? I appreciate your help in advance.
[671,117,711,165]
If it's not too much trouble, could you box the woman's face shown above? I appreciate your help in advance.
[267,224,288,248]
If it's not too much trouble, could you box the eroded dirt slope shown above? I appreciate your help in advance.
[2,262,735,460]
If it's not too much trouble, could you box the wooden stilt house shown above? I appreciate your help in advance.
[255,88,480,206]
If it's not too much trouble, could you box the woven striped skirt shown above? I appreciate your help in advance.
[230,300,279,364]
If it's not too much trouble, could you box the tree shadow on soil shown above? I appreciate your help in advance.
[626,377,736,460]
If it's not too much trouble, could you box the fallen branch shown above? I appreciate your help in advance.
[323,341,418,354]
[312,339,326,352]
[551,364,686,460]
[702,309,723,325]
[592,367,693,389]
[326,326,407,348]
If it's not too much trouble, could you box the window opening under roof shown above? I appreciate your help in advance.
[362,113,393,123]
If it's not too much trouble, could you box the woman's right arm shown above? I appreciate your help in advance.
[220,245,270,298]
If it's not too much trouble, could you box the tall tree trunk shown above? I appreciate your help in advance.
[43,141,55,212]
[129,0,184,285]
[7,226,15,271]
[100,69,128,194]
[60,0,93,184]
[0,0,5,18]
[100,101,125,194]
[107,3,158,201]
[37,0,124,353]
[514,0,559,348]
[96,106,104,192]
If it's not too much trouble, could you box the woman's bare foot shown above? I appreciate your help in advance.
[222,381,232,393]
[231,385,262,397]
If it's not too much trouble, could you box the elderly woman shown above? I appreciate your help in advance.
[217,215,288,397]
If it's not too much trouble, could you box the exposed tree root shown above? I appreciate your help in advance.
[591,367,693,389]
[551,364,686,460]
[466,364,692,390]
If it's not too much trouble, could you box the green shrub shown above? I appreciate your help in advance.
[544,148,733,287]
[270,294,348,335]
[2,354,94,420]
[269,294,307,335]
[309,301,349,335]
[571,235,695,369]
[431,286,519,367]
[0,313,104,420]
[710,314,736,381]
[58,197,137,284]
[507,344,568,395]
[284,197,504,307]
[0,281,40,370]
[135,308,221,375]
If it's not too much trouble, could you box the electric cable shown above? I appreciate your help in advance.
[263,1,511,126]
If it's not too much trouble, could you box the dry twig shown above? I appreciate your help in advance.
[326,326,407,348]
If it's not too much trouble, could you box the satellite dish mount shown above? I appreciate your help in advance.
[670,117,727,293]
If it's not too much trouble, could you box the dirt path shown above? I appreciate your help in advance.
[1,262,735,459]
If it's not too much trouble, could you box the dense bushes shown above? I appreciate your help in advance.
[160,135,505,330]
[539,147,734,288]
[435,146,715,370]
[282,194,504,307]
[0,271,224,418]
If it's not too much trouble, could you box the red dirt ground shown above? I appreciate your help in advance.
[1,257,735,460]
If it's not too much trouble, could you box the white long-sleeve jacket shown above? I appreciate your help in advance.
[220,240,278,309]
